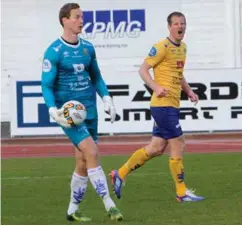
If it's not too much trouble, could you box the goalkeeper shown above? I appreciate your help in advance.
[41,3,123,222]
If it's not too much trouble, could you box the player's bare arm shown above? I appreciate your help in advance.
[181,77,198,105]
[139,61,169,97]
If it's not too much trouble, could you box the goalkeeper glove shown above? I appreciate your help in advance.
[49,107,71,128]
[102,96,116,123]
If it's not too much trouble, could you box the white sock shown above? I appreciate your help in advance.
[67,172,88,215]
[87,166,116,211]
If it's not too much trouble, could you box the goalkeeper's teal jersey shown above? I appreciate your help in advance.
[41,37,109,119]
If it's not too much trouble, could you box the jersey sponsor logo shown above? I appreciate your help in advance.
[176,61,184,69]
[82,9,146,39]
[72,50,84,58]
[148,47,157,57]
[172,76,182,85]
[42,59,51,72]
[77,75,85,81]
[73,64,85,74]
[170,49,176,54]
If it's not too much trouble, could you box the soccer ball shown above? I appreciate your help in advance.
[62,100,87,127]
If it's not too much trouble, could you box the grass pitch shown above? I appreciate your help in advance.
[2,152,242,224]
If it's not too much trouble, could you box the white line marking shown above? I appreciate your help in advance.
[2,169,242,180]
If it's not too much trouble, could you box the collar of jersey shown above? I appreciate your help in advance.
[166,37,181,47]
[59,37,81,49]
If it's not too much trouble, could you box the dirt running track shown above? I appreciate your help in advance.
[1,133,242,159]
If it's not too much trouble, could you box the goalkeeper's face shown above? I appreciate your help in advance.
[64,8,83,35]
[168,16,186,42]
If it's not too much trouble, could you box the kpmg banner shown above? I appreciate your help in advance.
[76,0,240,68]
[78,0,181,59]
[11,69,242,136]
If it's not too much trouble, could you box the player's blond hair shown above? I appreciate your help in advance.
[167,12,186,25]
[59,3,80,27]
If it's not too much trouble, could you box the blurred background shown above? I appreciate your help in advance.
[1,0,242,137]
[1,1,242,225]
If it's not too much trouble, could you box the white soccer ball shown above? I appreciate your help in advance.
[62,100,87,127]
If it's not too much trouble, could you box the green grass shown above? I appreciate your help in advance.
[2,153,242,225]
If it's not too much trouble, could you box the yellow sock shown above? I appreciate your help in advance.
[169,158,187,197]
[118,148,151,180]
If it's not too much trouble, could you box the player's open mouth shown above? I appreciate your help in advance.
[178,30,183,34]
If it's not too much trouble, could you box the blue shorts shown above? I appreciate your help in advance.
[62,118,98,147]
[150,107,182,140]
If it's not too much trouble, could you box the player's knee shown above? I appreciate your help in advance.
[169,136,186,158]
[76,154,86,165]
[155,146,166,156]
[178,136,186,153]
[83,146,98,160]
[146,143,165,157]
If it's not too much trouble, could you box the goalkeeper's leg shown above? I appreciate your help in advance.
[66,148,91,222]
[65,120,123,221]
